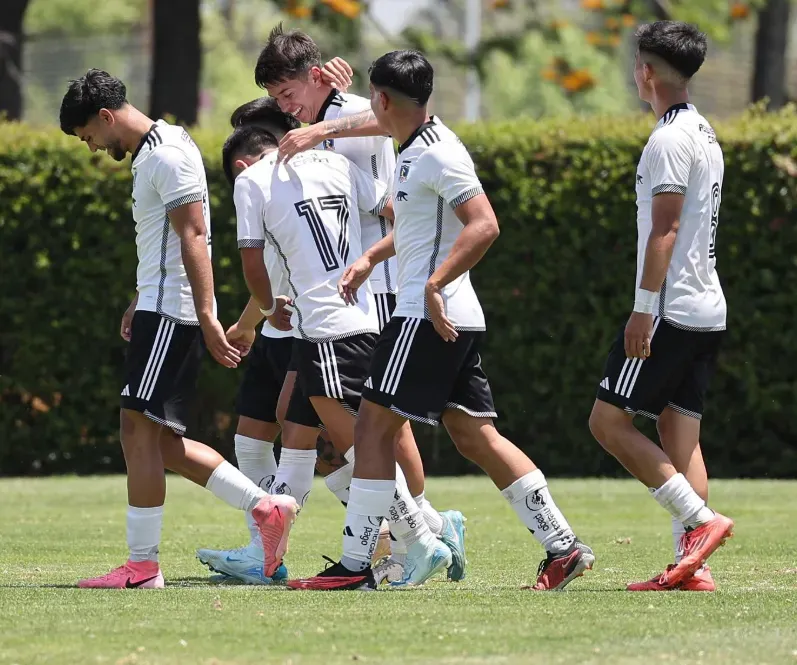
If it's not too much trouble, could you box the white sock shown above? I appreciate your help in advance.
[501,470,576,554]
[206,460,265,512]
[235,434,278,543]
[389,530,407,564]
[650,473,714,528]
[341,478,395,571]
[325,462,353,505]
[127,505,163,563]
[271,448,316,507]
[672,516,685,564]
[385,466,437,549]
[413,491,444,536]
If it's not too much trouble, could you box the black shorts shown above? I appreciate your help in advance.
[234,335,294,423]
[120,311,204,435]
[286,333,378,427]
[362,317,497,426]
[596,316,723,420]
[374,292,396,332]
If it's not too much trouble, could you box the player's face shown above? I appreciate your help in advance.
[369,84,390,134]
[75,111,126,161]
[267,72,322,124]
[633,52,651,103]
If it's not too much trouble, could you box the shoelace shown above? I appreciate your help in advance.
[321,555,338,570]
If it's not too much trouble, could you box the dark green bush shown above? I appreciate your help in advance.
[2,108,797,477]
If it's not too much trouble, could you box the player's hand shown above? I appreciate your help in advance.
[338,256,374,305]
[267,296,293,331]
[624,311,653,359]
[226,321,256,358]
[201,316,242,368]
[320,57,353,92]
[278,125,324,164]
[425,282,458,342]
[120,294,138,342]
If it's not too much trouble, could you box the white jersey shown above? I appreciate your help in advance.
[260,244,293,339]
[131,120,212,324]
[391,117,486,330]
[235,149,388,342]
[315,90,397,295]
[636,103,726,331]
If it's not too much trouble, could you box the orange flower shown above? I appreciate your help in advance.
[729,2,750,19]
[585,31,603,45]
[286,3,312,18]
[31,396,50,413]
[621,13,636,27]
[321,0,362,19]
[581,0,604,10]
[562,69,595,92]
[491,0,511,8]
[605,16,619,29]
[541,67,559,82]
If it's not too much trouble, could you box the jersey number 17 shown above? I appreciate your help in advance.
[295,195,351,272]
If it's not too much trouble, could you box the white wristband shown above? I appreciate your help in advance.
[633,288,658,314]
[259,302,276,317]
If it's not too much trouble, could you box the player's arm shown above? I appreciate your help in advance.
[152,147,240,368]
[278,110,389,162]
[234,176,274,314]
[339,231,396,305]
[425,146,498,341]
[625,129,692,359]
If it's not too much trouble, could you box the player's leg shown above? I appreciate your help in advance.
[438,331,594,591]
[590,320,732,588]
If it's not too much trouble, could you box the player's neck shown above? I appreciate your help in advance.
[651,88,690,120]
[121,106,157,156]
[392,110,432,146]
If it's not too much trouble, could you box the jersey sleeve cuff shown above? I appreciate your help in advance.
[164,191,204,212]
[449,186,484,208]
[370,190,391,216]
[652,184,687,196]
[238,238,266,249]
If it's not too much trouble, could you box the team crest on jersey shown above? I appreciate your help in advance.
[322,138,335,150]
[399,163,411,183]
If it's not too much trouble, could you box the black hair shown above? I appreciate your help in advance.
[59,68,128,135]
[230,96,301,136]
[254,23,321,89]
[635,21,707,80]
[369,50,434,106]
[222,125,278,186]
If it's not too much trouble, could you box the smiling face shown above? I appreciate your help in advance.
[73,109,127,161]
[266,70,325,124]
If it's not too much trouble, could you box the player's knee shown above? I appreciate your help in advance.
[354,402,397,453]
[119,409,159,452]
[588,402,624,449]
[445,412,487,461]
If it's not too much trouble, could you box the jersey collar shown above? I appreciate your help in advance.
[131,122,161,162]
[656,102,696,129]
[314,89,344,124]
[397,116,437,154]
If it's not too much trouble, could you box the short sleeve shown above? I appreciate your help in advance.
[646,128,693,196]
[234,175,266,249]
[348,160,389,216]
[421,142,484,209]
[148,145,205,212]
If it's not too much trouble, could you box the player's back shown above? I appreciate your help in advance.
[238,149,385,342]
[636,103,726,331]
[316,91,397,294]
[131,120,211,323]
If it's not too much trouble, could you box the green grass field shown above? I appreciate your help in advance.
[1,476,796,665]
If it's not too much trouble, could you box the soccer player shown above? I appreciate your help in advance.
[224,124,453,585]
[60,70,294,588]
[587,21,734,591]
[254,26,466,583]
[288,51,595,592]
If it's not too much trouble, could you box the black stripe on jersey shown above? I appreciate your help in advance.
[156,215,169,315]
[296,198,339,272]
[450,186,484,209]
[164,191,204,212]
[424,196,445,320]
[319,195,351,265]
[133,123,159,161]
[370,154,379,180]
[652,183,687,196]
[238,238,266,249]
[420,128,440,147]
[152,127,163,145]
[263,227,305,334]
[427,127,441,142]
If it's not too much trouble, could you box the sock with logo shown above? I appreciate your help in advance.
[206,460,266,512]
[127,505,163,563]
[385,466,438,550]
[325,462,353,505]
[271,448,317,508]
[501,469,576,554]
[413,491,444,536]
[341,478,395,572]
[650,473,714,528]
[235,434,278,542]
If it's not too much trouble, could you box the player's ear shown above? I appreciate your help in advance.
[234,158,249,176]
[98,108,115,126]
[309,66,323,87]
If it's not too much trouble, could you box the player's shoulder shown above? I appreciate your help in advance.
[336,92,371,115]
[415,120,472,166]
[649,106,709,149]
[138,122,201,169]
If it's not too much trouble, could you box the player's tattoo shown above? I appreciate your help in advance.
[326,110,374,135]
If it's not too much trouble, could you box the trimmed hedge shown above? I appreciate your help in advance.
[2,108,797,477]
